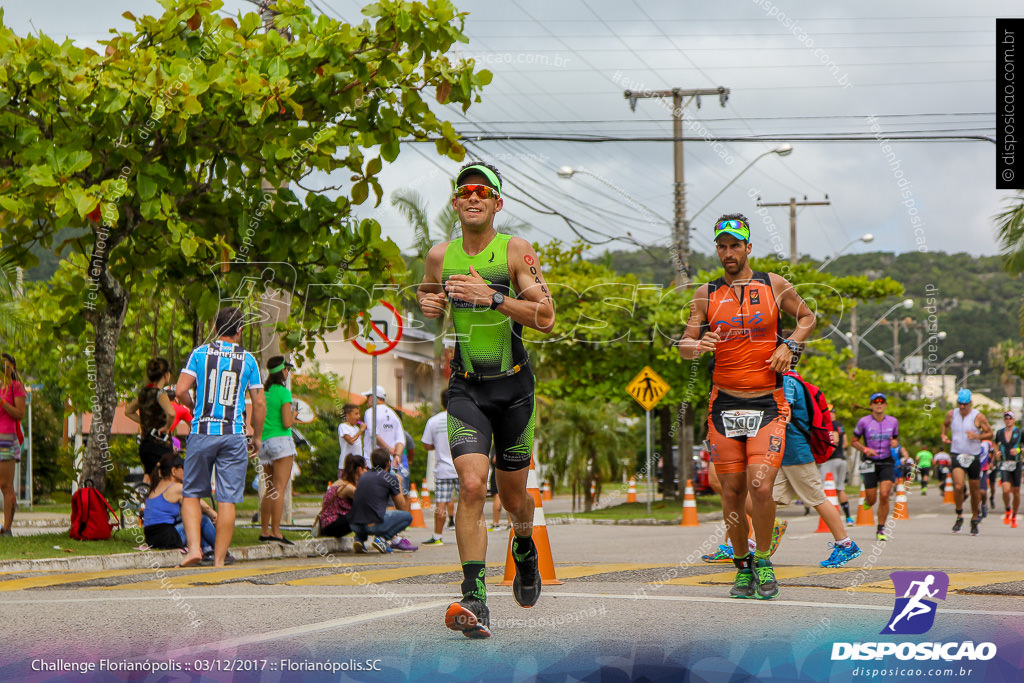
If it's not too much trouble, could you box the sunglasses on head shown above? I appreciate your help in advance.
[715,219,748,232]
[454,184,499,200]
[871,398,886,404]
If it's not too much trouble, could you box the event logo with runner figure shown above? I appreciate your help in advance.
[881,571,949,635]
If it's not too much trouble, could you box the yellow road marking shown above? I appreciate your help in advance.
[287,564,458,586]
[0,569,151,592]
[854,571,1024,594]
[95,563,346,590]
[551,564,676,580]
[658,566,857,586]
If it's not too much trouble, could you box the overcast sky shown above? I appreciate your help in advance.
[5,1,1015,262]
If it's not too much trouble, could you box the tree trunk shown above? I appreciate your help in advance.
[81,251,130,495]
[659,404,675,500]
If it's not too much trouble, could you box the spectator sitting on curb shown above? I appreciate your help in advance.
[317,454,367,538]
[349,448,415,553]
[143,456,226,566]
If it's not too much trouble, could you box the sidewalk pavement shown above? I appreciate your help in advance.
[0,491,723,573]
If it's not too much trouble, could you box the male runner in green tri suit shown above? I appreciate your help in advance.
[417,162,555,638]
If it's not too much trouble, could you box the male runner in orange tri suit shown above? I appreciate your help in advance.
[679,214,816,599]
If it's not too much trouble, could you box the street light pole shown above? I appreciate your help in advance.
[818,233,874,272]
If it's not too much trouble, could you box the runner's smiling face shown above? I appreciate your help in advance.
[452,173,502,232]
[714,234,751,275]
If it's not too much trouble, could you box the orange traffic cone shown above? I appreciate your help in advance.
[501,457,562,586]
[943,474,955,504]
[542,480,553,501]
[408,483,426,528]
[626,477,638,504]
[680,480,700,527]
[856,482,875,527]
[893,478,909,520]
[420,479,431,509]
[817,472,840,533]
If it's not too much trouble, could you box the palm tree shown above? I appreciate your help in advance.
[990,339,1024,398]
[539,399,635,512]
[995,191,1024,276]
[0,251,26,345]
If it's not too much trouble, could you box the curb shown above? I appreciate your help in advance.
[0,536,353,573]
[547,511,724,526]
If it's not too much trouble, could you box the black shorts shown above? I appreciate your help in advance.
[951,452,982,481]
[447,371,535,472]
[999,461,1022,488]
[858,458,895,489]
[143,523,184,550]
[917,465,931,480]
[139,438,173,476]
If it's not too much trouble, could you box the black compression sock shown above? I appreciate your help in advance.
[511,535,536,562]
[461,561,486,601]
[840,501,850,517]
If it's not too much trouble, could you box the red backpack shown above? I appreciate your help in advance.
[784,371,835,463]
[70,481,120,541]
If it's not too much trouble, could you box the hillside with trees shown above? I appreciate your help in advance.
[596,247,1024,401]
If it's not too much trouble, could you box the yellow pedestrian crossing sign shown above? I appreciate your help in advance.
[626,366,670,411]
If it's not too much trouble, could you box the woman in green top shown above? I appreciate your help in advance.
[259,356,298,544]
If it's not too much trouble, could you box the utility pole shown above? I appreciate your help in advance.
[755,196,831,265]
[624,86,729,287]
[624,85,729,497]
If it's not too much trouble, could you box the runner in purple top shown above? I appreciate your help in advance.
[851,392,899,541]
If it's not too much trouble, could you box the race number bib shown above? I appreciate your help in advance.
[956,454,976,468]
[721,410,764,438]
[1000,460,1018,472]
[858,459,876,474]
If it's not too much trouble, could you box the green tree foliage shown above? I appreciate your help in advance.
[537,398,636,512]
[0,0,490,492]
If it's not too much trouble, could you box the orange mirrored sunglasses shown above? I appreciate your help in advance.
[454,184,499,200]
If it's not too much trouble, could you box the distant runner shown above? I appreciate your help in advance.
[942,389,993,536]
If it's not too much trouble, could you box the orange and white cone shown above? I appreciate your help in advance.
[501,457,562,586]
[893,478,909,520]
[943,473,956,504]
[817,472,840,533]
[626,477,638,504]
[542,480,553,501]
[856,482,875,527]
[408,483,426,528]
[680,479,700,527]
[420,479,431,510]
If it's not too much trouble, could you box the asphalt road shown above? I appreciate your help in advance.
[2,489,1023,682]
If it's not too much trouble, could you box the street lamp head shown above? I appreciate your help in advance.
[773,143,793,157]
[937,331,947,340]
[874,349,885,358]
[860,233,874,243]
[901,299,914,309]
[970,369,981,377]
[955,350,964,359]
[556,166,576,179]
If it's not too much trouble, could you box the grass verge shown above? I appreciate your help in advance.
[0,527,270,561]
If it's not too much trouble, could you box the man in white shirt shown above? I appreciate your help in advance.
[421,389,459,545]
[361,386,408,493]
[337,403,366,477]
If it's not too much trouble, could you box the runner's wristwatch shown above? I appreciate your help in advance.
[780,339,801,354]
[489,292,505,310]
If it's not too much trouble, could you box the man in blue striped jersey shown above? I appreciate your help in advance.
[175,307,266,567]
